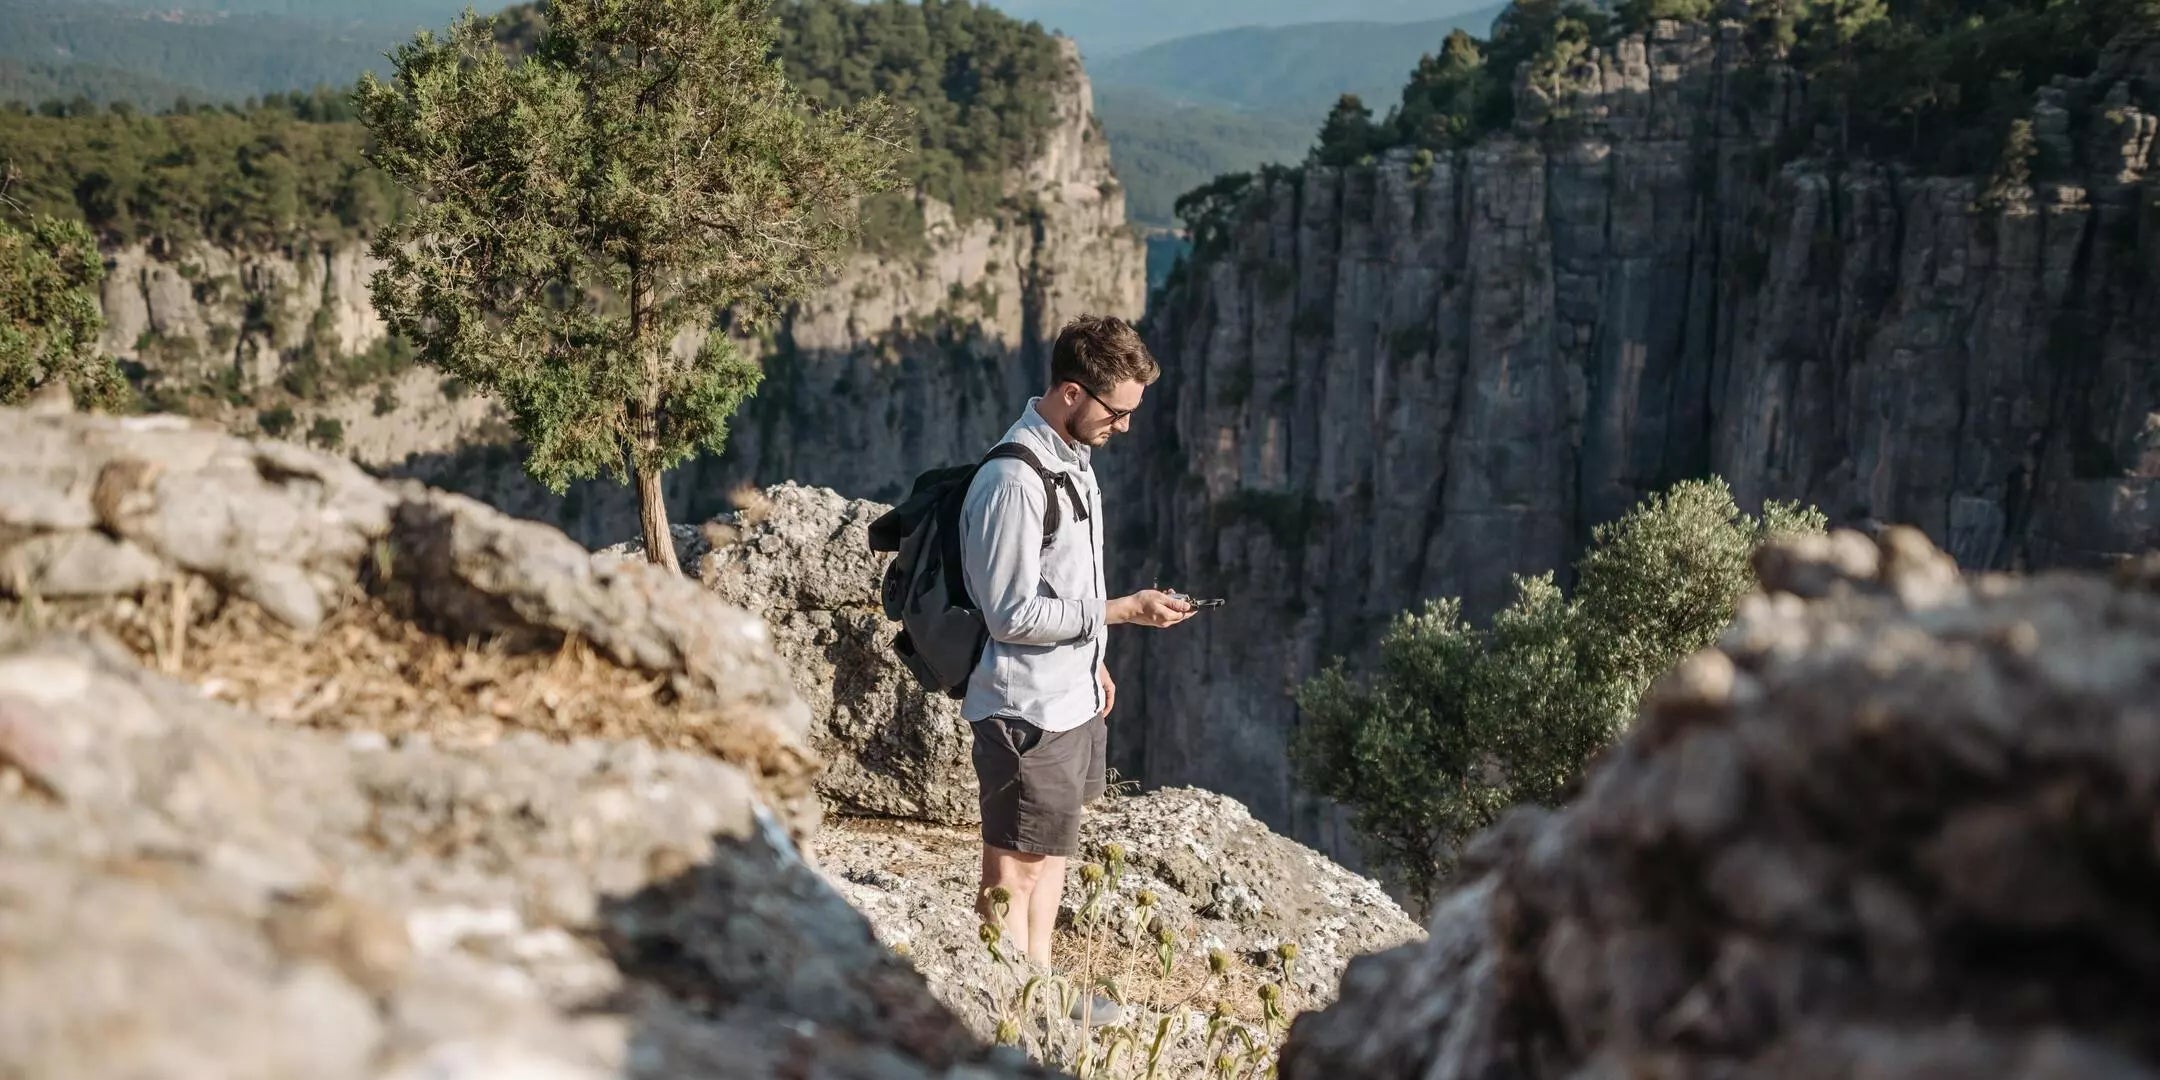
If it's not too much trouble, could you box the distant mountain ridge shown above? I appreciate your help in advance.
[1091,7,1509,122]
[0,0,419,106]
[991,0,1504,59]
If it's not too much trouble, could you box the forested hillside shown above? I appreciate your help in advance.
[1,0,1069,253]
[0,0,422,107]
[1092,9,1508,120]
[1300,0,2147,171]
[1094,86,1312,227]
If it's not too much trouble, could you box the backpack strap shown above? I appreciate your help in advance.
[983,442,1086,547]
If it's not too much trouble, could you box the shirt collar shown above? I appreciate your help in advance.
[1018,396,1089,471]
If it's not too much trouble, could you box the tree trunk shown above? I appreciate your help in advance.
[634,455,680,575]
[624,257,678,575]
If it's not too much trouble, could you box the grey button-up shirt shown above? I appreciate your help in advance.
[958,398,1107,732]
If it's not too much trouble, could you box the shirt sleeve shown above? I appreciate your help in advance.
[960,461,1105,646]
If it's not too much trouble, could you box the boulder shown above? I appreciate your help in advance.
[603,483,979,825]
[1280,528,2160,1079]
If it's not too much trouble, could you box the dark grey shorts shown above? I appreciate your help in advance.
[972,714,1106,857]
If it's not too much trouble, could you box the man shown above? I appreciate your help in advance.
[959,313,1193,992]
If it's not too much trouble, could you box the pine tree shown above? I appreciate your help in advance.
[356,0,905,571]
[1313,94,1379,167]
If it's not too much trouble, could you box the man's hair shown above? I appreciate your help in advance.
[1049,314,1158,392]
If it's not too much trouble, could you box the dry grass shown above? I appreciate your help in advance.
[34,577,812,793]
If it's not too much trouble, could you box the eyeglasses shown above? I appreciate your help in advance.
[1079,383,1135,422]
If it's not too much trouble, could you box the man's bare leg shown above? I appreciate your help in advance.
[1025,854,1066,967]
[979,843,1048,956]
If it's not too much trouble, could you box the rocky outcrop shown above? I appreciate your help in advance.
[0,407,818,819]
[0,406,1044,1079]
[814,786,1421,1074]
[0,634,1026,1080]
[1109,19,2160,859]
[1278,528,2160,1078]
[600,483,981,826]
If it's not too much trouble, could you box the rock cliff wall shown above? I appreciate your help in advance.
[1108,20,2160,860]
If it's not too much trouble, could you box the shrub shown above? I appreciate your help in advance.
[256,404,296,437]
[1292,477,1825,907]
[307,416,344,450]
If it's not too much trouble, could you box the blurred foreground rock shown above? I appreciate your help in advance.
[0,407,1031,1079]
[1281,528,2160,1079]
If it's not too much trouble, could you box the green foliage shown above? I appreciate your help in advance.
[9,0,1060,254]
[1312,94,1381,167]
[282,333,415,403]
[0,213,125,410]
[0,0,411,109]
[1293,477,1825,907]
[257,403,296,436]
[357,0,903,558]
[1089,9,1510,121]
[1391,30,1498,152]
[0,104,402,245]
[771,0,1063,223]
[1617,0,1717,28]
[307,414,344,449]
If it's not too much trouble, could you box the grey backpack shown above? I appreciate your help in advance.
[867,443,1085,698]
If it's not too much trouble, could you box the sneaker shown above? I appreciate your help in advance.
[1069,992,1123,1026]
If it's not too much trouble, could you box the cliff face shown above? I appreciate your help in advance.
[392,37,1147,543]
[1108,21,2160,859]
[98,239,389,389]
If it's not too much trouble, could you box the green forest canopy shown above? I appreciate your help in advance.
[0,0,1068,248]
[1303,0,2155,174]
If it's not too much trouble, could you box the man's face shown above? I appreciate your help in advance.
[1063,378,1145,447]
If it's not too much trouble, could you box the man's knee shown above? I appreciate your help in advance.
[984,844,1050,888]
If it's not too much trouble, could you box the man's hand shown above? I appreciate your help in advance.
[1108,589,1195,628]
[1097,661,1116,720]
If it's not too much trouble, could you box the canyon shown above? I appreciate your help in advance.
[82,21,2160,869]
[1105,19,2160,859]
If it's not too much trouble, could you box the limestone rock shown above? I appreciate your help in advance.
[1278,530,2160,1078]
[602,483,979,825]
[811,786,1421,1071]
[0,407,816,830]
[0,632,1028,1080]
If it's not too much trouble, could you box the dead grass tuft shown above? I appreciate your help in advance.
[45,578,813,795]
[727,483,773,528]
